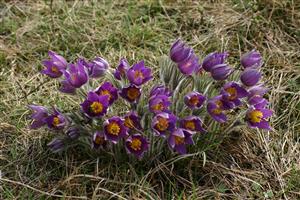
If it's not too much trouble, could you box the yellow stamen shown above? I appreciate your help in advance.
[100,90,111,100]
[90,102,103,114]
[152,103,164,111]
[124,117,134,129]
[248,110,263,123]
[174,136,184,145]
[107,122,120,135]
[155,117,169,131]
[127,88,140,100]
[95,136,105,145]
[189,96,199,106]
[52,116,60,127]
[212,100,223,115]
[134,70,144,79]
[184,121,195,131]
[225,87,237,100]
[130,138,142,151]
[51,66,59,73]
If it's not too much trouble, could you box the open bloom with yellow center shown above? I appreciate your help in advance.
[81,92,109,118]
[220,81,248,109]
[119,84,141,103]
[104,116,127,143]
[152,112,177,137]
[207,95,227,123]
[123,111,142,131]
[180,116,206,133]
[168,128,194,155]
[184,91,206,109]
[95,81,118,105]
[127,61,152,86]
[149,94,171,114]
[45,108,66,130]
[125,134,149,158]
[246,107,272,130]
[41,51,67,78]
[28,105,49,129]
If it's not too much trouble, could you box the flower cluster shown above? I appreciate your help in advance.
[28,39,273,158]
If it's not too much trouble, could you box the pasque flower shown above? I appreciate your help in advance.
[81,92,109,118]
[119,84,141,103]
[168,128,194,155]
[104,116,128,143]
[180,116,206,133]
[41,51,67,78]
[177,54,200,76]
[127,61,152,86]
[170,39,193,63]
[210,64,232,80]
[81,57,108,78]
[150,85,172,97]
[241,49,262,68]
[28,105,48,129]
[64,60,88,88]
[95,81,118,105]
[45,108,66,130]
[47,138,64,153]
[149,95,171,114]
[125,134,149,158]
[92,131,107,149]
[220,82,248,108]
[59,79,76,94]
[207,95,227,123]
[152,112,177,137]
[246,107,272,130]
[202,52,228,72]
[114,58,130,80]
[184,92,206,109]
[66,127,80,139]
[124,111,142,131]
[248,84,269,98]
[248,95,268,108]
[240,68,261,87]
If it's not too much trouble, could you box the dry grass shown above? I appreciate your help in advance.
[1,0,300,199]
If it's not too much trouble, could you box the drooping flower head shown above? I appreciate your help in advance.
[248,95,268,109]
[28,105,48,129]
[220,82,248,107]
[152,112,177,137]
[81,92,109,118]
[127,61,152,86]
[149,95,171,114]
[64,60,88,88]
[114,58,130,80]
[95,81,118,105]
[92,131,107,149]
[246,107,272,130]
[202,52,228,72]
[170,39,193,63]
[168,128,194,155]
[124,111,142,131]
[241,49,262,69]
[104,116,128,143]
[45,108,66,130]
[47,138,65,153]
[41,51,67,78]
[240,68,261,87]
[207,95,227,123]
[59,79,76,94]
[184,92,206,109]
[125,134,149,159]
[177,54,200,76]
[248,84,269,98]
[150,85,172,97]
[82,57,108,78]
[180,116,206,133]
[210,64,232,81]
[119,84,141,103]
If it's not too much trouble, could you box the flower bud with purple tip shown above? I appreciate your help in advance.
[64,60,88,88]
[47,138,64,153]
[240,68,261,87]
[114,58,130,80]
[28,105,48,129]
[170,39,193,63]
[241,49,262,69]
[202,52,228,72]
[84,57,109,78]
[210,64,232,81]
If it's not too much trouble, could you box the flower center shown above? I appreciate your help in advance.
[248,110,263,123]
[124,117,134,129]
[152,103,164,111]
[134,70,144,79]
[51,66,59,73]
[189,96,199,106]
[155,117,169,131]
[184,120,195,131]
[127,88,140,100]
[174,136,184,145]
[107,122,121,135]
[212,100,223,115]
[225,87,237,100]
[90,102,103,114]
[95,136,105,145]
[100,90,112,100]
[52,116,60,126]
[130,138,142,151]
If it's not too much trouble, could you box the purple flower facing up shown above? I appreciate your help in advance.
[220,82,248,108]
[114,58,130,80]
[202,52,229,72]
[92,131,107,149]
[152,112,177,137]
[125,134,149,159]
[81,92,109,118]
[168,128,194,155]
[150,85,172,97]
[124,111,142,131]
[59,80,76,94]
[28,105,48,129]
[83,57,109,78]
[64,61,88,88]
[127,61,152,86]
[240,68,261,87]
[45,108,66,130]
[248,95,268,109]
[241,49,262,69]
[177,54,200,76]
[207,95,227,123]
[149,95,171,114]
[210,64,232,81]
[41,51,67,78]
[184,92,206,109]
[246,107,272,130]
[170,39,193,63]
[180,116,206,133]
[95,81,118,105]
[104,116,128,143]
[47,138,64,153]
[119,84,141,103]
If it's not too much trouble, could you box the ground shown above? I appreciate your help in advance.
[1,0,300,199]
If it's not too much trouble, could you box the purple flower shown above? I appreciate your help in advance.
[149,95,171,114]
[114,58,130,80]
[240,68,261,87]
[59,80,76,94]
[104,116,128,143]
[125,134,149,158]
[248,85,269,98]
[95,81,118,105]
[47,138,64,153]
[170,39,193,63]
[127,61,152,86]
[246,107,272,130]
[220,82,248,107]
[92,131,107,149]
[124,111,142,131]
[177,54,200,76]
[241,49,262,69]
[82,57,108,78]
[202,52,228,72]
[180,116,206,133]
[207,95,227,123]
[28,105,48,129]
[152,112,177,137]
[64,60,88,88]
[210,64,232,80]
[184,92,206,109]
[45,108,66,130]
[41,51,67,78]
[168,128,194,155]
[81,92,109,118]
[248,95,268,108]
[119,84,141,103]
[150,85,172,97]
